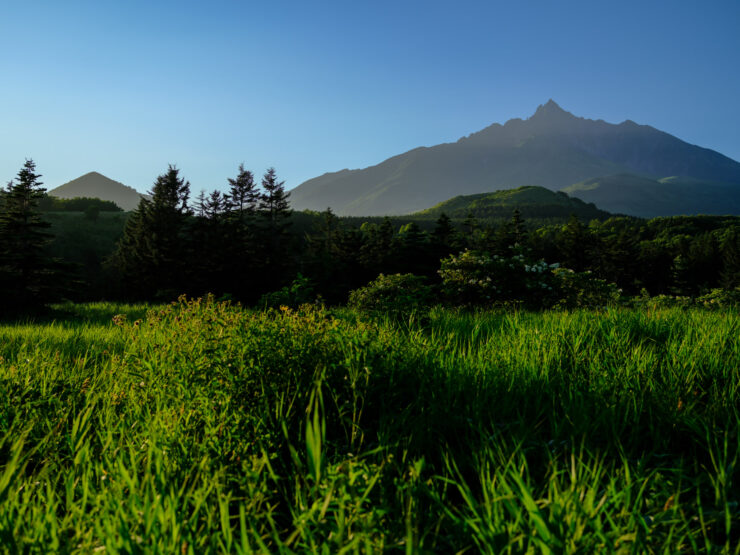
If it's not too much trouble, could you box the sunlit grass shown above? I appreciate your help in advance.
[0,299,738,551]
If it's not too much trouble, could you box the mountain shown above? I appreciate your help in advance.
[289,100,740,216]
[416,186,611,221]
[49,172,146,211]
[562,175,740,218]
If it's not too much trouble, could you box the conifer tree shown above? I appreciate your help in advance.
[258,167,291,228]
[0,160,58,313]
[359,217,398,275]
[559,215,591,271]
[227,164,258,220]
[221,165,261,299]
[257,167,293,288]
[431,212,459,263]
[111,165,191,299]
[398,221,432,276]
[304,208,343,299]
[191,190,231,295]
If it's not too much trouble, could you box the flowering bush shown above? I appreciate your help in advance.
[695,288,740,309]
[348,273,432,315]
[551,268,621,309]
[438,250,557,307]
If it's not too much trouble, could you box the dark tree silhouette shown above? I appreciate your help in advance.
[0,160,58,313]
[257,167,293,288]
[111,165,191,300]
[227,164,259,220]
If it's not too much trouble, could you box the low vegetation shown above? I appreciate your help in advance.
[1,298,738,551]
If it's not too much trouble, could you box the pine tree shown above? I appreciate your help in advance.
[190,190,231,295]
[0,160,58,314]
[431,213,457,258]
[227,164,258,220]
[258,167,291,228]
[256,168,293,289]
[559,215,591,271]
[359,217,400,275]
[219,165,261,300]
[111,165,191,299]
[398,222,432,276]
[510,209,527,246]
[304,208,343,300]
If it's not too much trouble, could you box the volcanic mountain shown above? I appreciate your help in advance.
[289,100,740,217]
[49,172,146,211]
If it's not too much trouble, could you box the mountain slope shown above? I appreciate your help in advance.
[562,174,740,218]
[290,101,740,216]
[49,172,145,211]
[416,186,611,221]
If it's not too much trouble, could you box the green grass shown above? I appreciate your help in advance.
[1,299,739,552]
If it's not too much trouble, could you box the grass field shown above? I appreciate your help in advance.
[1,299,739,552]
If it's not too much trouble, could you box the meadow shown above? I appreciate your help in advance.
[0,298,739,552]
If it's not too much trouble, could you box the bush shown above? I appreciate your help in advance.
[259,274,318,309]
[551,268,621,309]
[438,249,557,308]
[348,273,432,315]
[695,287,740,309]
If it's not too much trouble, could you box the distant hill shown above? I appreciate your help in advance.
[289,100,740,216]
[562,174,740,218]
[49,172,146,211]
[416,186,611,221]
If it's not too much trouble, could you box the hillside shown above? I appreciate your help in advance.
[289,100,740,216]
[49,172,146,211]
[562,174,740,218]
[416,185,611,220]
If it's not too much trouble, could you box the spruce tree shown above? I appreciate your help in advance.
[221,165,261,300]
[257,168,293,288]
[111,165,191,299]
[191,190,231,295]
[227,164,258,220]
[0,160,57,314]
[258,167,291,228]
[398,222,432,276]
[359,217,398,275]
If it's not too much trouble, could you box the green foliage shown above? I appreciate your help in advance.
[37,195,122,213]
[259,273,317,309]
[439,249,557,307]
[418,186,610,221]
[348,273,432,315]
[1,300,740,550]
[551,268,622,309]
[695,287,740,309]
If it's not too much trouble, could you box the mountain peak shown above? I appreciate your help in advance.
[49,172,146,211]
[530,99,573,121]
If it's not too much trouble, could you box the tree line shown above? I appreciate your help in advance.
[2,158,740,316]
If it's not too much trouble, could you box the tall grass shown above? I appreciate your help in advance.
[0,299,738,552]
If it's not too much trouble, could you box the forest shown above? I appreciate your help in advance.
[2,159,739,315]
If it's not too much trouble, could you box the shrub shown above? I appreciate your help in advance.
[259,274,318,309]
[348,273,432,315]
[438,249,557,308]
[551,268,621,309]
[695,287,740,309]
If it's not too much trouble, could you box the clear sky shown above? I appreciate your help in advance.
[1,0,739,195]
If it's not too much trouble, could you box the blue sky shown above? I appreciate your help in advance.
[1,0,739,194]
